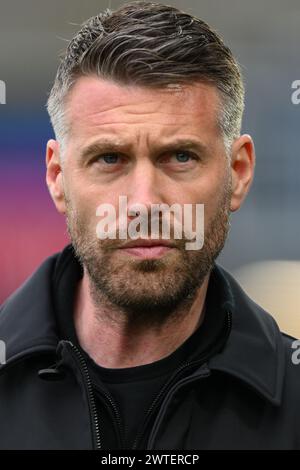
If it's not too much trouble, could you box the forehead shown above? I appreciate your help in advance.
[65,76,221,144]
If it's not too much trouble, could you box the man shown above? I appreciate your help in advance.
[0,1,299,450]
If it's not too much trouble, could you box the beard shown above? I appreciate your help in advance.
[65,181,232,328]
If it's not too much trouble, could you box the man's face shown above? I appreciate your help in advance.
[57,77,232,324]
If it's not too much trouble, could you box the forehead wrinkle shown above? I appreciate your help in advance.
[80,107,191,124]
[70,116,197,143]
[70,110,192,137]
[84,120,193,128]
[69,93,177,123]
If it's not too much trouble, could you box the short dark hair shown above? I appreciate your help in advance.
[47,1,244,154]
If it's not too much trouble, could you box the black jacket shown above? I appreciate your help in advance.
[0,247,300,450]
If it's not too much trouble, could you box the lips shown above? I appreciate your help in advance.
[121,239,175,248]
[119,239,176,259]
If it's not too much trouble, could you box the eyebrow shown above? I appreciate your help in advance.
[79,139,127,162]
[79,138,210,162]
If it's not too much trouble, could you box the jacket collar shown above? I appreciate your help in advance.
[0,245,285,406]
[208,265,285,406]
[0,253,59,362]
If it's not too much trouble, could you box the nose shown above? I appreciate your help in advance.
[126,159,165,216]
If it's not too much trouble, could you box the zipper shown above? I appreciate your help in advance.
[131,358,209,449]
[131,309,232,450]
[65,340,126,450]
[92,381,127,448]
[146,366,211,449]
[65,341,102,450]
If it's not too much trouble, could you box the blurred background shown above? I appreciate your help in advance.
[0,0,300,335]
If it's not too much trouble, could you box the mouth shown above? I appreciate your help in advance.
[118,239,176,259]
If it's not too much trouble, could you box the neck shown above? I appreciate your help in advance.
[73,270,210,369]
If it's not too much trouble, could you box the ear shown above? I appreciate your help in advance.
[45,139,66,214]
[230,134,256,212]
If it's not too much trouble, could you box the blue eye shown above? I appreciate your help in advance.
[102,154,119,164]
[175,152,191,163]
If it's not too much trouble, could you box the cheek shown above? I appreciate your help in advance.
[63,167,102,234]
[81,190,124,238]
[197,179,228,228]
[66,186,98,235]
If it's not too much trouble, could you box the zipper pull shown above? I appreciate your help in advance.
[38,361,66,381]
[38,339,76,381]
